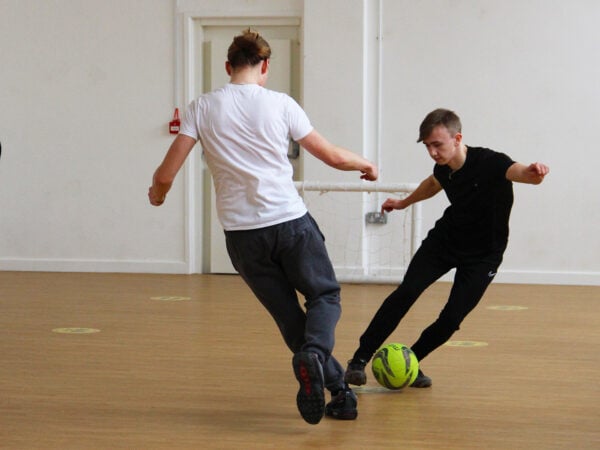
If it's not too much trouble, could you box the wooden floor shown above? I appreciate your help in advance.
[0,272,598,449]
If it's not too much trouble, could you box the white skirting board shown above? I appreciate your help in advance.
[0,258,598,286]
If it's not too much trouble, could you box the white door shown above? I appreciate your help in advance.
[194,24,301,273]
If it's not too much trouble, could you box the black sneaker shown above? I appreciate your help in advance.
[410,369,432,388]
[325,386,358,420]
[344,358,368,386]
[292,352,325,424]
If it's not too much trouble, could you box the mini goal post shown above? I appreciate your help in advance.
[295,181,421,284]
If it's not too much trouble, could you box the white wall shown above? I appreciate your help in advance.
[377,0,600,284]
[0,0,598,285]
[0,0,185,273]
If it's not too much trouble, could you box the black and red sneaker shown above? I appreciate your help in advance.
[292,352,325,424]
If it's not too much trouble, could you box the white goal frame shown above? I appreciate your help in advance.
[294,181,421,284]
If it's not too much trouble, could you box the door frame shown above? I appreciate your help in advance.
[175,11,303,273]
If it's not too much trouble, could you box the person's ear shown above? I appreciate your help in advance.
[225,61,232,76]
[454,132,463,146]
[261,58,269,74]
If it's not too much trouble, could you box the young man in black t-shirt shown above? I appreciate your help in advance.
[344,108,549,388]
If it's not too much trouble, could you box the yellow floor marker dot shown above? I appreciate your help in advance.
[52,328,100,334]
[150,296,191,301]
[487,305,528,311]
[444,340,488,347]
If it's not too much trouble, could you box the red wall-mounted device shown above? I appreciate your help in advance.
[169,108,180,134]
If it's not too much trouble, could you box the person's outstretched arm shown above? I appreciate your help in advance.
[381,174,442,213]
[506,162,549,184]
[148,134,197,206]
[298,130,378,181]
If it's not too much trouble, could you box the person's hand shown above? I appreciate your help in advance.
[525,162,550,184]
[381,198,405,213]
[360,164,378,181]
[148,186,165,206]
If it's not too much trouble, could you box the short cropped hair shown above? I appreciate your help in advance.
[417,108,462,142]
[227,28,272,68]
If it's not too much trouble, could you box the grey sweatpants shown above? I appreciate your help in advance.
[225,212,345,393]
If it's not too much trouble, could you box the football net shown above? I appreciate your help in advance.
[295,181,421,284]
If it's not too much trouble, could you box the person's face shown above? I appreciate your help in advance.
[422,125,462,166]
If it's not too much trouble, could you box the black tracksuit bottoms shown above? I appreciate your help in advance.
[354,235,503,363]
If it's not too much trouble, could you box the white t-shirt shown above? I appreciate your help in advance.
[179,83,312,231]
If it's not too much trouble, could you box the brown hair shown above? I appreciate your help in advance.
[227,29,272,68]
[417,108,462,142]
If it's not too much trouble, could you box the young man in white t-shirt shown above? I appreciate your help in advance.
[148,29,378,425]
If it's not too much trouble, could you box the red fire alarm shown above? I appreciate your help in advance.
[169,108,180,134]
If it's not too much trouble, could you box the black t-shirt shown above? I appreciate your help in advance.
[428,146,515,257]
